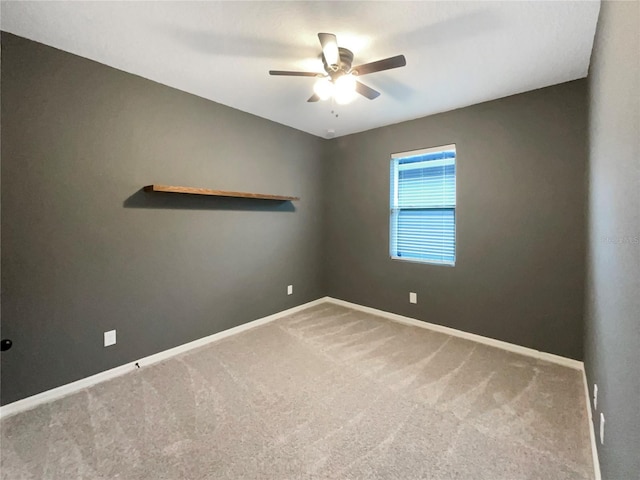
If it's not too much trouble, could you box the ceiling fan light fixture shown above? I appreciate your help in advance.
[334,89,357,105]
[313,77,334,100]
[334,74,357,104]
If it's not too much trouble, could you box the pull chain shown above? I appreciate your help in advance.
[330,96,339,118]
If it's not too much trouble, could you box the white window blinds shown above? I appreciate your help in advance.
[390,145,456,266]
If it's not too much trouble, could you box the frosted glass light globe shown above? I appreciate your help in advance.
[313,77,334,100]
[334,74,357,104]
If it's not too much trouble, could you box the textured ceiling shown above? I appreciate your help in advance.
[1,1,600,138]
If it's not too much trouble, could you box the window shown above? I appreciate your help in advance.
[390,144,456,266]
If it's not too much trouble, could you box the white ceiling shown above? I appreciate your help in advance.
[1,1,600,138]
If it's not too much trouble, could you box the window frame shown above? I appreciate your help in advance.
[389,144,457,267]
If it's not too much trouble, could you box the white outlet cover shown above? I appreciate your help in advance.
[287,285,293,295]
[409,292,417,304]
[599,413,605,445]
[104,330,116,347]
[593,383,598,410]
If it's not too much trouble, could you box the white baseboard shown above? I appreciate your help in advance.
[1,295,601,478]
[582,368,602,480]
[0,297,327,420]
[324,297,583,370]
[0,296,587,421]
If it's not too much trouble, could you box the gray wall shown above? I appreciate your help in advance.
[0,33,325,405]
[584,1,640,478]
[324,80,588,360]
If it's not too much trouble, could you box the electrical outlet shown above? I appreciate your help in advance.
[599,413,605,445]
[594,384,598,410]
[287,285,293,295]
[104,330,116,347]
[409,292,417,304]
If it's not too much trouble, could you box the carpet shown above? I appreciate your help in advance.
[1,303,595,479]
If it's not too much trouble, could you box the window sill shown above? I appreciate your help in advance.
[390,256,455,267]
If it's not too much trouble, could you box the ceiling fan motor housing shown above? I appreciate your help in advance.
[322,47,355,79]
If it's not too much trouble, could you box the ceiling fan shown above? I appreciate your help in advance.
[269,33,406,104]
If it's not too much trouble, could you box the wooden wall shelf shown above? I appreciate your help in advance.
[143,185,299,201]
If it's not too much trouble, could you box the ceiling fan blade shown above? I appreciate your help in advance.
[269,70,321,77]
[352,55,406,76]
[307,93,320,102]
[355,81,381,100]
[318,33,339,67]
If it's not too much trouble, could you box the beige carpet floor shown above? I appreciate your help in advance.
[1,303,595,479]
